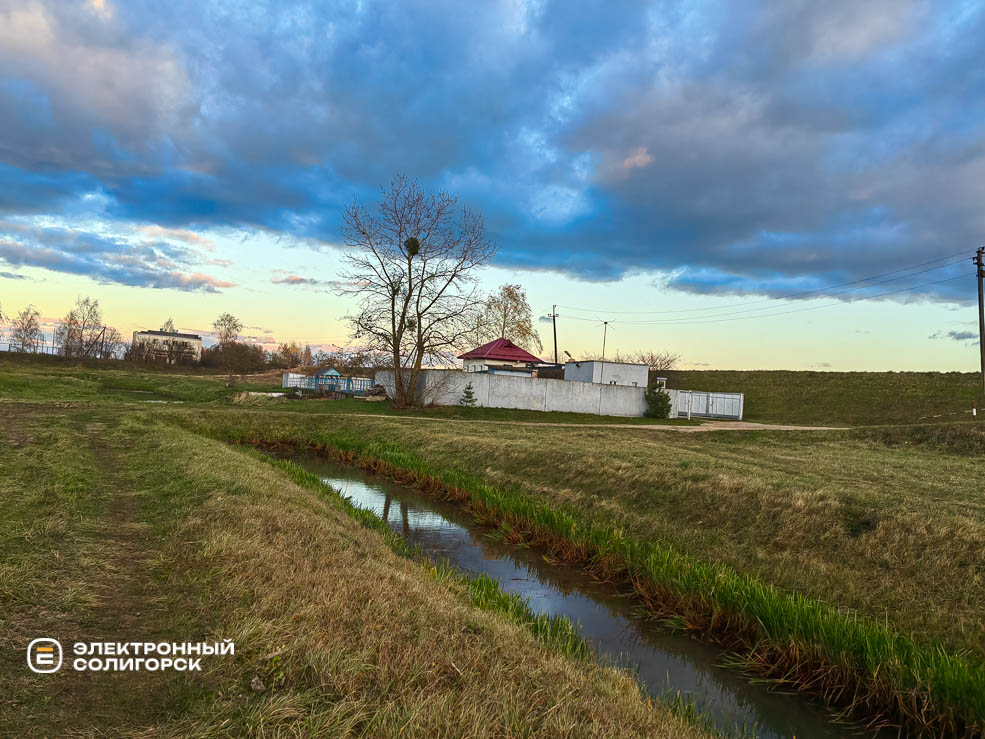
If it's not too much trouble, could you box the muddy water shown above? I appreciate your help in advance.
[300,457,861,738]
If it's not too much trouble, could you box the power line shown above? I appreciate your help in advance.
[557,249,975,315]
[606,273,973,326]
[609,257,971,324]
[557,273,972,326]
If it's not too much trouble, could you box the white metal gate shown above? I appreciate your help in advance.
[676,390,744,420]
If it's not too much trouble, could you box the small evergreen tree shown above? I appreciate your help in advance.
[460,382,477,407]
[644,386,673,418]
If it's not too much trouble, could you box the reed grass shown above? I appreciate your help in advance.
[187,418,985,736]
[2,406,706,737]
[253,450,594,663]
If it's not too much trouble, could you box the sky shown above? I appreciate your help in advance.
[0,0,983,370]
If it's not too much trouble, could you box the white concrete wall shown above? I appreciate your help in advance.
[563,362,595,383]
[563,361,648,387]
[375,369,663,417]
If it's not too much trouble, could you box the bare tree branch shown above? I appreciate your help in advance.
[338,175,496,406]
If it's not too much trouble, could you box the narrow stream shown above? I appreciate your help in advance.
[299,457,863,738]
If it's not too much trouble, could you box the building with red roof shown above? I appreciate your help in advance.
[457,338,545,376]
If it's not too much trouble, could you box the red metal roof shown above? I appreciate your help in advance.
[457,338,542,363]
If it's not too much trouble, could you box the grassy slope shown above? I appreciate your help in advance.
[177,409,985,730]
[663,369,983,425]
[0,406,702,737]
[200,411,985,657]
[5,355,983,427]
[0,357,282,403]
[0,357,693,424]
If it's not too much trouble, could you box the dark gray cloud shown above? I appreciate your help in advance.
[930,329,979,345]
[0,220,234,291]
[0,0,982,301]
[270,273,344,291]
[0,270,26,279]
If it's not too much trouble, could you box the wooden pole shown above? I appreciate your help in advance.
[551,304,558,366]
[599,321,608,385]
[976,247,985,399]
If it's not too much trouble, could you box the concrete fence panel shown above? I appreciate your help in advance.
[375,369,656,417]
[370,370,741,419]
[544,378,604,414]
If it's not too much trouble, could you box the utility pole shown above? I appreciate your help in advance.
[975,246,985,399]
[599,321,609,385]
[549,305,559,366]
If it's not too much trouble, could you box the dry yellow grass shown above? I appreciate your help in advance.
[184,410,985,661]
[0,407,706,737]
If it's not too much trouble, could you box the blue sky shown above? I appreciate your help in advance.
[0,0,983,369]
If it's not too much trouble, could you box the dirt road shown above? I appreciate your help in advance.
[329,413,848,432]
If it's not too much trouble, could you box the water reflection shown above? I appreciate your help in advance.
[301,458,865,739]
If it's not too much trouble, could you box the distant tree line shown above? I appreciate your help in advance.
[0,296,122,359]
[0,295,394,378]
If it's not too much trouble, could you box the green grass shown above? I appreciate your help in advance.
[0,356,283,403]
[257,451,593,662]
[177,408,985,735]
[6,353,984,427]
[0,405,705,738]
[0,356,694,424]
[5,358,985,733]
[662,369,983,425]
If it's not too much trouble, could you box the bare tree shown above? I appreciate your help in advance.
[0,301,6,344]
[339,176,496,407]
[275,341,304,368]
[163,338,193,365]
[125,339,156,363]
[212,312,244,381]
[580,350,628,363]
[139,318,193,364]
[56,297,106,358]
[472,283,543,353]
[10,305,41,352]
[98,327,124,359]
[630,350,681,372]
[312,346,385,376]
[579,348,681,372]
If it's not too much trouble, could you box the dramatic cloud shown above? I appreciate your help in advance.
[0,0,982,301]
[0,219,235,291]
[0,270,26,279]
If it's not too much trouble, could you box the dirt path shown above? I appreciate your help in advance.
[53,421,169,732]
[322,413,848,432]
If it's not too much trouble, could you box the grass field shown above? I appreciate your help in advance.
[0,405,702,737]
[662,369,983,425]
[5,355,982,426]
[180,408,985,734]
[3,357,985,734]
[0,357,694,425]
